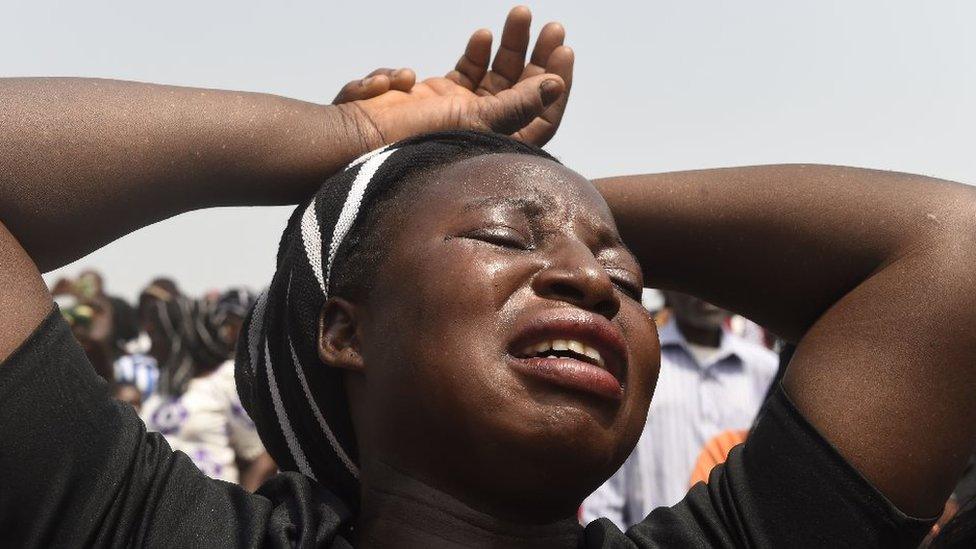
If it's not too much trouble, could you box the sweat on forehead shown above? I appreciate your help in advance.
[426,154,616,226]
[429,153,585,193]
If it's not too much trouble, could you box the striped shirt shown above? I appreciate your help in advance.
[582,319,777,529]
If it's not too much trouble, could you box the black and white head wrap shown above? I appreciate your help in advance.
[236,131,558,506]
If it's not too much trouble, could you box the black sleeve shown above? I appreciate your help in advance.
[0,308,350,548]
[583,383,936,548]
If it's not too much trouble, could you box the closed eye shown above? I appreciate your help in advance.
[614,280,642,301]
[462,226,533,250]
[606,269,643,301]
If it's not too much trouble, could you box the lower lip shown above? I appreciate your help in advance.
[507,356,623,401]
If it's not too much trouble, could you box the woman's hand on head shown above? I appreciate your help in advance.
[332,6,574,148]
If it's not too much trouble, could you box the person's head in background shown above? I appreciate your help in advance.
[214,288,254,356]
[137,278,182,363]
[110,381,143,412]
[138,278,230,395]
[76,269,105,300]
[663,290,731,348]
[108,295,140,351]
[60,294,115,381]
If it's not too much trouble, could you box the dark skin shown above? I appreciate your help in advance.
[2,5,976,547]
[319,155,658,536]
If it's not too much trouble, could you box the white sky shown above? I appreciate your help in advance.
[4,0,975,300]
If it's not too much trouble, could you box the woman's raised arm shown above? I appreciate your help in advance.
[596,165,976,517]
[0,9,571,364]
[0,72,564,272]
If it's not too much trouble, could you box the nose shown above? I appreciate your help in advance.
[531,241,621,320]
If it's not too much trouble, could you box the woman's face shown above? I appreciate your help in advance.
[344,153,660,521]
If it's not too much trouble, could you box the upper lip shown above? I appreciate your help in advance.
[507,309,629,384]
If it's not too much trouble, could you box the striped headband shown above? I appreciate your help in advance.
[235,131,558,507]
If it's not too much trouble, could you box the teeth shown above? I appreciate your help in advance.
[583,345,604,367]
[518,339,606,368]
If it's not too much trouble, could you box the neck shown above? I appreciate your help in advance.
[676,318,722,348]
[355,460,581,549]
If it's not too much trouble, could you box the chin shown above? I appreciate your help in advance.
[493,398,632,485]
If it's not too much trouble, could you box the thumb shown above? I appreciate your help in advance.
[474,74,565,136]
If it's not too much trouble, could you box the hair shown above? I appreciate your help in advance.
[236,131,559,509]
[109,296,140,348]
[214,287,255,323]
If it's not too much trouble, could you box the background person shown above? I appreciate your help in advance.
[582,291,777,527]
[137,286,275,488]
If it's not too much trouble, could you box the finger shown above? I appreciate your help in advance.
[525,22,565,78]
[475,73,564,137]
[490,6,532,86]
[388,68,416,92]
[446,29,491,90]
[515,46,574,145]
[366,67,397,78]
[332,68,396,103]
[331,74,391,104]
[545,45,574,98]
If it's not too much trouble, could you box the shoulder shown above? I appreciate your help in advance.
[212,360,243,400]
[254,472,354,546]
[188,360,236,397]
[610,385,935,547]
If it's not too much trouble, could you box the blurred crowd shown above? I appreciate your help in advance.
[52,270,276,492]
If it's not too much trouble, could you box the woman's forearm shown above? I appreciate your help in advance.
[0,78,371,272]
[596,164,976,341]
[599,165,976,514]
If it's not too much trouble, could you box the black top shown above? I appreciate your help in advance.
[0,309,934,548]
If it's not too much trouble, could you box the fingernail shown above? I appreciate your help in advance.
[540,79,561,103]
[361,77,374,87]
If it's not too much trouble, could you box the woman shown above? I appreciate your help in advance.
[1,8,974,548]
[135,284,275,491]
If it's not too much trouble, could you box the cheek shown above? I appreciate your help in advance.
[403,243,527,337]
[362,242,535,412]
[616,302,661,439]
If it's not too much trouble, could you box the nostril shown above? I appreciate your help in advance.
[595,298,620,320]
[550,282,586,303]
[546,281,618,318]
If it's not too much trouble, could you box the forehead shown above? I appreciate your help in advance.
[411,153,616,226]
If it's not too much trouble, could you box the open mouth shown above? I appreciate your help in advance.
[507,312,628,401]
[515,339,607,369]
